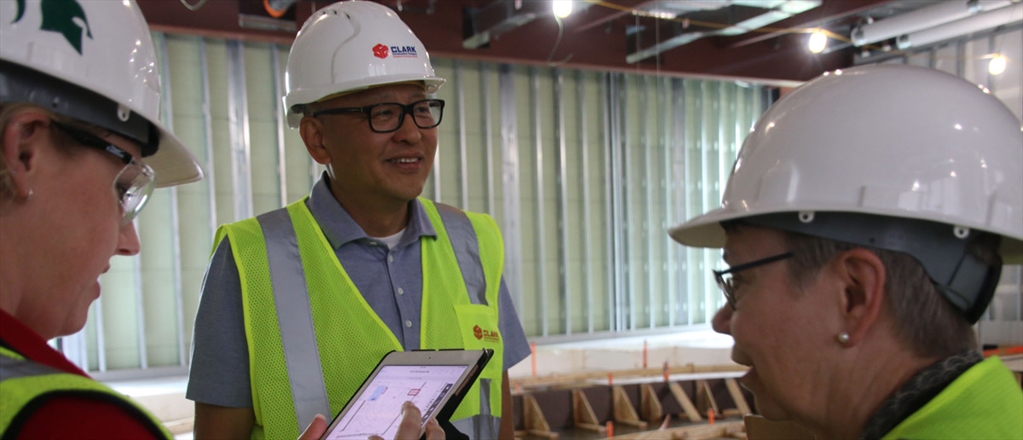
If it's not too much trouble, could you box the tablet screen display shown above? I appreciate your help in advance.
[323,364,468,440]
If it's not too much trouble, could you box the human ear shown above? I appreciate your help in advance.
[2,111,50,199]
[299,116,332,165]
[832,248,887,346]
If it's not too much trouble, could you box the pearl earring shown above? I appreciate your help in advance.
[837,332,850,344]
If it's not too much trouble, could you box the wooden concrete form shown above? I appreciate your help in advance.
[613,386,648,429]
[521,394,559,439]
[511,364,748,391]
[513,364,755,439]
[609,420,745,439]
[669,382,703,422]
[573,389,607,433]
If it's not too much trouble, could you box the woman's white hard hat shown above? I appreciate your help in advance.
[0,0,202,187]
[669,65,1023,264]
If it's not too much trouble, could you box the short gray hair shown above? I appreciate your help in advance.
[781,231,977,358]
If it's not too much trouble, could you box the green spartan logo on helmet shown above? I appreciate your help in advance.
[12,0,93,54]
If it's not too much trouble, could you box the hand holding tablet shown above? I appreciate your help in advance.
[320,349,493,440]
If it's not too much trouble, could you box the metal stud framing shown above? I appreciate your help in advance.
[577,70,594,334]
[456,60,469,209]
[529,66,549,337]
[499,64,524,315]
[553,68,570,335]
[227,40,253,221]
[271,45,288,208]
[154,33,188,367]
[62,37,803,375]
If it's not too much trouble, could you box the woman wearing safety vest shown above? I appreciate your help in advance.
[0,1,439,439]
[0,0,202,437]
[669,65,1023,439]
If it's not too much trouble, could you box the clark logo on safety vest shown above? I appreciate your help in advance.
[473,324,500,343]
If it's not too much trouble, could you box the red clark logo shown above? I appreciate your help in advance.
[372,44,389,59]
[472,325,500,342]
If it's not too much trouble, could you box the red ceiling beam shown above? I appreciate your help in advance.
[135,0,865,84]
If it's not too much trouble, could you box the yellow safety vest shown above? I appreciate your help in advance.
[216,198,505,440]
[0,347,171,439]
[882,356,1023,439]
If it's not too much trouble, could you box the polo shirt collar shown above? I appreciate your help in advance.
[306,172,437,249]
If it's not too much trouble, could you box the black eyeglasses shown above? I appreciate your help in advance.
[50,120,155,226]
[713,252,794,310]
[311,99,445,133]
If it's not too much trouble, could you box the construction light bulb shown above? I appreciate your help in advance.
[553,0,572,18]
[989,54,1007,76]
[808,29,827,54]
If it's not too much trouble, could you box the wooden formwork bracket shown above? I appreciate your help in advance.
[696,380,721,418]
[572,389,606,433]
[613,386,648,429]
[668,382,702,422]
[609,420,745,439]
[640,384,663,423]
[725,378,752,416]
[521,394,560,439]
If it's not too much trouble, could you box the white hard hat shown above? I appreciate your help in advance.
[670,65,1022,258]
[0,0,203,187]
[669,64,1023,323]
[283,0,445,128]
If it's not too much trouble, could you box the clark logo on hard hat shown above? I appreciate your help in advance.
[283,0,444,128]
[390,45,418,58]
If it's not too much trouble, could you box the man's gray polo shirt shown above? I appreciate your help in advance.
[186,175,530,409]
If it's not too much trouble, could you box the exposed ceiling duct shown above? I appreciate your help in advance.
[625,0,821,64]
[897,2,1022,49]
[850,0,1013,47]
[462,0,595,49]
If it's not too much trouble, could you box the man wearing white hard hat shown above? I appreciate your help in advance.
[0,0,201,437]
[186,2,529,439]
[670,65,1022,438]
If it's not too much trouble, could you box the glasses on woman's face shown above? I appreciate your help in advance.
[311,99,445,133]
[712,252,794,310]
[50,120,155,226]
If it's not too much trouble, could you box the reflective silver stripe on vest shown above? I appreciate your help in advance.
[0,355,63,381]
[257,208,331,430]
[434,203,487,306]
[434,204,499,438]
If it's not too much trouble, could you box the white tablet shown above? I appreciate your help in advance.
[320,349,493,440]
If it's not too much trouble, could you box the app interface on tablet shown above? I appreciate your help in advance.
[324,365,468,440]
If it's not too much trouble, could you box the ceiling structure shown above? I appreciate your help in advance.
[137,0,1022,87]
